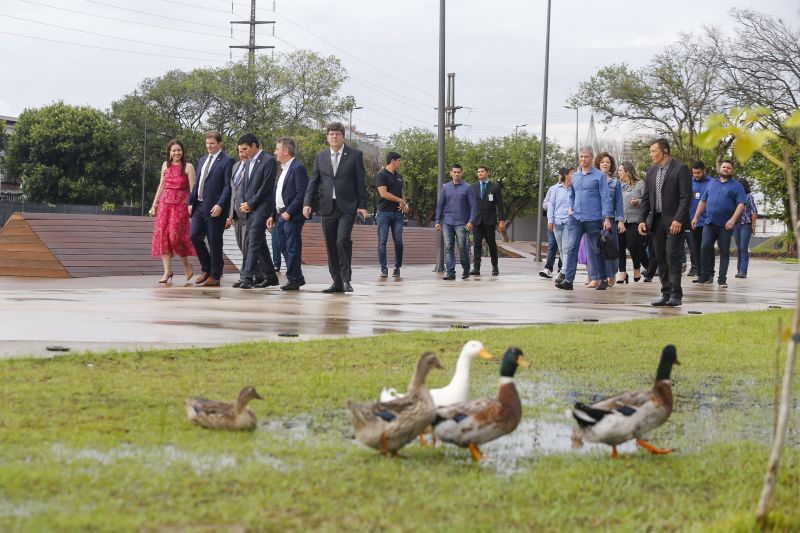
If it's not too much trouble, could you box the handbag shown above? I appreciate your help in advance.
[598,230,618,260]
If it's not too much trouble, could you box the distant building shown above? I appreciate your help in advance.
[0,115,21,200]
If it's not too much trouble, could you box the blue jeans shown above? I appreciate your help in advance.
[544,229,562,272]
[701,224,733,283]
[733,223,753,275]
[564,218,605,283]
[376,211,404,269]
[552,221,569,275]
[443,223,469,275]
[271,225,285,270]
[586,225,618,280]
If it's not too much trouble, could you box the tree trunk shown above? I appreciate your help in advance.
[756,148,799,523]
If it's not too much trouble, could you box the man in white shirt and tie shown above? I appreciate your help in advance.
[303,122,368,293]
[268,137,309,290]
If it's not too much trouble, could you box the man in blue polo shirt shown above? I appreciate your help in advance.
[435,164,477,280]
[687,161,713,277]
[556,146,612,290]
[691,159,746,288]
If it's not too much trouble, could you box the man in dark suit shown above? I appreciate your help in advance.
[470,165,506,276]
[189,130,233,287]
[235,133,279,290]
[268,137,309,291]
[638,138,692,307]
[303,122,368,293]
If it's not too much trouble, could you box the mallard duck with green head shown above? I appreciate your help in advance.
[186,386,263,431]
[432,347,527,461]
[347,352,443,457]
[571,345,680,458]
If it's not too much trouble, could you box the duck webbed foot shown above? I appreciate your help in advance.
[468,442,484,461]
[611,446,619,459]
[636,438,672,455]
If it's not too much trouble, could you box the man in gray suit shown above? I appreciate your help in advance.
[303,122,368,293]
[235,132,279,290]
[227,143,257,287]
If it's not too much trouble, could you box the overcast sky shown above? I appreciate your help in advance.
[1,0,798,148]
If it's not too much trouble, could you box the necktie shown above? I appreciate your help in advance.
[480,181,485,199]
[234,161,247,187]
[198,155,214,200]
[241,160,251,195]
[655,165,665,213]
[332,151,340,176]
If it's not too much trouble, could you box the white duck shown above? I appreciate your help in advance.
[380,340,493,406]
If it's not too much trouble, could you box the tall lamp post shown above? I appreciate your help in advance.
[514,124,527,136]
[564,105,578,166]
[348,105,363,141]
[534,0,552,263]
[435,0,446,272]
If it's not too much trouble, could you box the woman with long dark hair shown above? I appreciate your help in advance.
[733,177,758,278]
[150,139,197,283]
[617,161,647,282]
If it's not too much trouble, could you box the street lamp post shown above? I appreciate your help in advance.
[564,105,578,166]
[435,0,446,272]
[514,124,527,136]
[348,105,363,141]
[534,0,552,263]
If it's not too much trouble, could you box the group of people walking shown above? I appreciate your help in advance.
[541,139,757,306]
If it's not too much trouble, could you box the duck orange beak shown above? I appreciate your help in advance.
[674,358,681,365]
[479,348,493,360]
[516,356,529,368]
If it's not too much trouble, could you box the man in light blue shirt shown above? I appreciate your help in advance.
[435,164,477,280]
[556,147,612,290]
[545,167,574,283]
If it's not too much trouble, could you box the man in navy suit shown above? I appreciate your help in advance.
[303,122,368,293]
[235,133,279,290]
[189,130,233,287]
[268,137,309,291]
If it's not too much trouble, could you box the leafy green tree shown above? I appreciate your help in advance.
[6,102,124,204]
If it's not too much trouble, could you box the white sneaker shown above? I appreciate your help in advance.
[539,269,553,279]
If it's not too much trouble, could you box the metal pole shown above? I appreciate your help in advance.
[141,117,147,216]
[349,108,353,141]
[534,0,551,263]
[574,107,579,166]
[434,0,445,272]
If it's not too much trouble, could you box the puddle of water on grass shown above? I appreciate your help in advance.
[0,499,46,518]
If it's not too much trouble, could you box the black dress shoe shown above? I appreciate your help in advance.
[461,272,470,279]
[322,284,344,293]
[232,279,243,288]
[380,267,388,277]
[665,297,682,307]
[643,276,653,283]
[596,279,609,290]
[492,268,499,276]
[555,280,573,290]
[239,279,254,289]
[469,268,481,276]
[651,296,670,306]
[443,274,456,280]
[392,267,400,278]
[256,276,280,288]
[343,282,353,292]
[280,283,300,291]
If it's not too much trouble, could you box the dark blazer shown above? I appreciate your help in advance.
[189,151,233,214]
[272,159,309,222]
[229,159,247,220]
[304,144,368,216]
[471,180,506,225]
[639,158,692,228]
[240,150,277,218]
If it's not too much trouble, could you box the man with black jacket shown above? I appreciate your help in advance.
[470,166,506,276]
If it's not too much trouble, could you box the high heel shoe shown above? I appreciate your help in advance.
[617,273,629,284]
[633,268,641,282]
[158,272,174,284]
[184,269,194,281]
[586,280,599,288]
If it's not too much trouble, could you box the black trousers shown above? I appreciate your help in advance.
[472,223,498,269]
[652,214,685,299]
[321,202,356,285]
[617,222,646,272]
[190,211,226,280]
[688,226,703,271]
[242,214,276,282]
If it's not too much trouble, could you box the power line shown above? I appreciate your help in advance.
[17,0,232,38]
[80,0,225,30]
[0,30,228,62]
[155,0,234,13]
[0,12,230,57]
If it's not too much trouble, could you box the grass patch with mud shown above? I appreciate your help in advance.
[1,309,799,531]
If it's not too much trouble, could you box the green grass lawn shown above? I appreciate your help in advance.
[1,310,799,531]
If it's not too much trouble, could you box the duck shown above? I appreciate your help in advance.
[570,345,680,458]
[432,347,527,461]
[379,340,493,406]
[185,386,263,431]
[347,352,443,457]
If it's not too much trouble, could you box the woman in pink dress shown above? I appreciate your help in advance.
[150,139,197,283]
